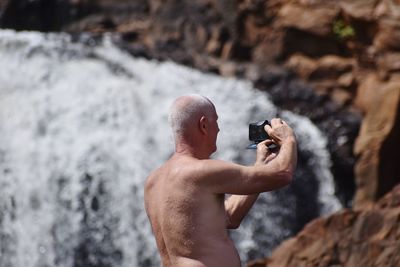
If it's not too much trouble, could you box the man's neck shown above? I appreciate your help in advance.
[175,143,210,160]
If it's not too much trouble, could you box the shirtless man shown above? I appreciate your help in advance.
[144,94,297,267]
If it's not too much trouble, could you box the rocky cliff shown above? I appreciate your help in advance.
[1,0,399,265]
[247,184,400,267]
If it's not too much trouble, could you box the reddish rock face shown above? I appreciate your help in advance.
[248,185,400,267]
[277,2,340,36]
[354,80,400,208]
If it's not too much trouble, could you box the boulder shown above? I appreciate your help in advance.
[247,185,400,267]
[377,52,400,75]
[310,55,355,80]
[374,0,400,20]
[354,73,385,114]
[339,0,379,21]
[286,54,355,80]
[354,77,400,208]
[0,0,94,31]
[331,87,353,106]
[285,53,318,80]
[277,2,339,37]
[286,54,356,97]
[0,0,9,10]
[252,31,285,65]
[373,18,400,52]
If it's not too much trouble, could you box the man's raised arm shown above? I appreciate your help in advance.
[224,133,293,229]
[194,118,297,195]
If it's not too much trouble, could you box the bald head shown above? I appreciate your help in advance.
[169,94,216,139]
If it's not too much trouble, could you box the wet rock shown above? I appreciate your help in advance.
[0,0,8,10]
[255,67,360,206]
[0,0,93,31]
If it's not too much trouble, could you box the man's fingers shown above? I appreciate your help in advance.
[257,139,275,151]
[270,118,290,129]
[270,118,283,127]
[258,139,274,146]
[264,124,272,133]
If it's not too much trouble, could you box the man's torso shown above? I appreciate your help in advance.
[144,155,241,267]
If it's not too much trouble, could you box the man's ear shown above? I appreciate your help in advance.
[199,116,207,135]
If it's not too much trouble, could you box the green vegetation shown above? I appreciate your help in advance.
[333,19,356,40]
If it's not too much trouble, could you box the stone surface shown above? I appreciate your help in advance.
[0,0,94,31]
[285,53,318,79]
[286,54,355,81]
[247,185,400,267]
[377,52,400,74]
[354,78,400,208]
[354,73,384,114]
[339,0,378,21]
[374,18,400,52]
[277,2,339,36]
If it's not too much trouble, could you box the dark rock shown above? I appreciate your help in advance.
[255,67,360,206]
[0,0,93,31]
[281,28,345,59]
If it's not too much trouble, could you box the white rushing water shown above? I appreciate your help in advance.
[0,30,341,267]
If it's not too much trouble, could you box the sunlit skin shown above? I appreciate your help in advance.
[144,95,297,267]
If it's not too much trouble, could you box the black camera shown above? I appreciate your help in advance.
[247,120,275,149]
[249,120,270,143]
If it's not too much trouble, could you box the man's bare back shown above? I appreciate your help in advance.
[144,95,297,267]
[145,155,241,267]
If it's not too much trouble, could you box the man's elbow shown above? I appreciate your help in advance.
[278,158,296,185]
[226,215,241,229]
[226,220,240,229]
[284,169,294,183]
[277,169,294,187]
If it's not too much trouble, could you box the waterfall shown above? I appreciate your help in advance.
[0,30,341,267]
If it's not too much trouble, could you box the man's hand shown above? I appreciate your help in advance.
[256,139,277,165]
[225,118,296,228]
[255,118,296,166]
[264,118,295,145]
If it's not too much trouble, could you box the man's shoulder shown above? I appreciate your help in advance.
[145,164,166,191]
[146,156,235,187]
